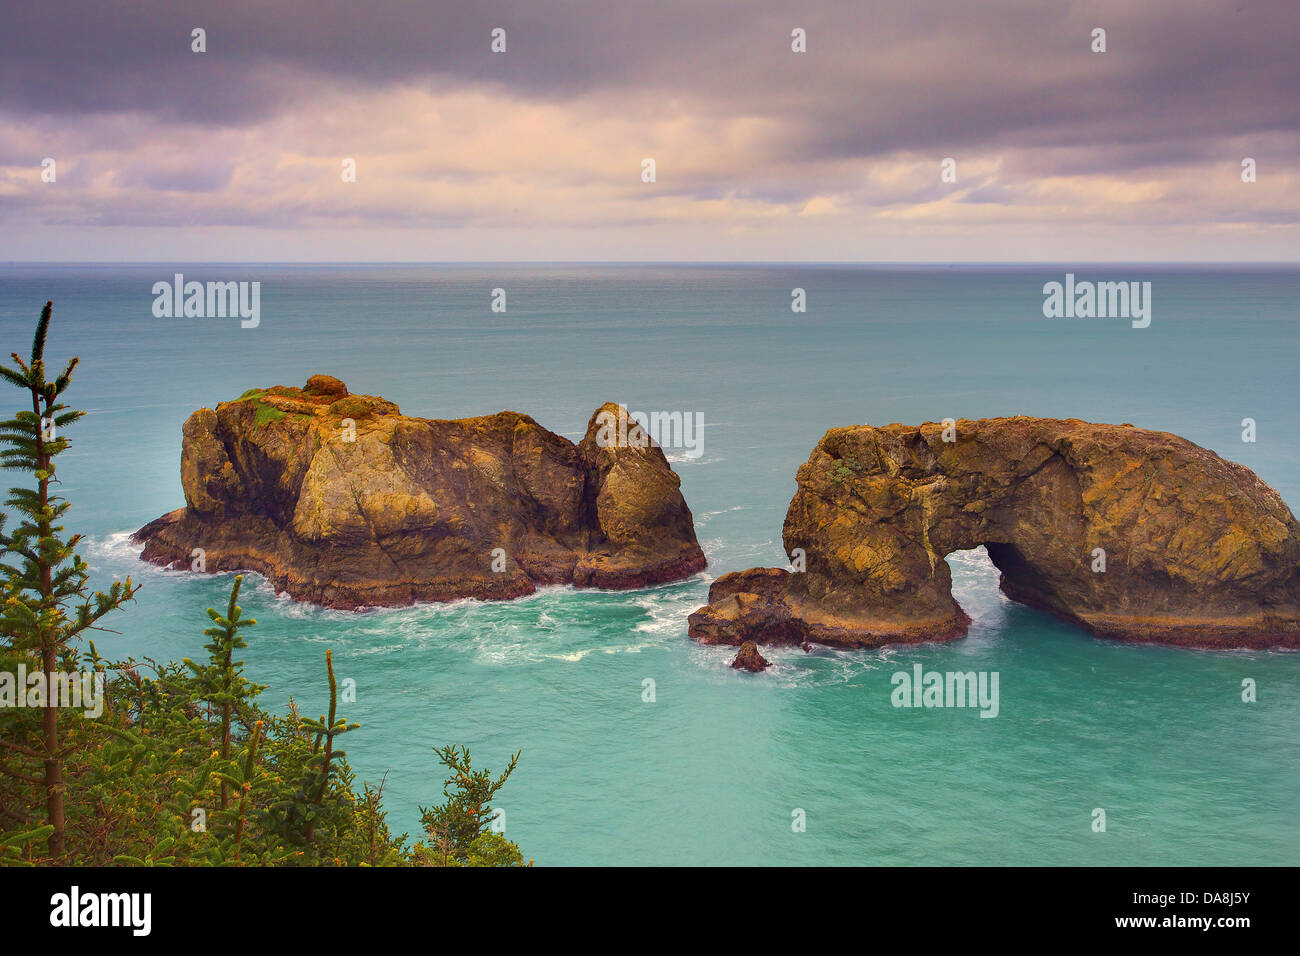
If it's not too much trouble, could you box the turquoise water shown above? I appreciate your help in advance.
[0,263,1296,865]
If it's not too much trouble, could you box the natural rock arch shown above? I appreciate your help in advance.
[689,417,1300,650]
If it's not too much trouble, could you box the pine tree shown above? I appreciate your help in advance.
[181,573,265,809]
[0,301,139,859]
[263,649,359,858]
[419,744,520,864]
[300,650,358,847]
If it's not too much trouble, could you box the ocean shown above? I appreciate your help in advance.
[0,262,1296,865]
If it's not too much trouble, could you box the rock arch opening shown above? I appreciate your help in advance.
[943,545,1009,625]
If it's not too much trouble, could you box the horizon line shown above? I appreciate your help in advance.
[3,259,1299,267]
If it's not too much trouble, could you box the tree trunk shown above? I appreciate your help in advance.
[35,393,65,861]
[42,639,65,860]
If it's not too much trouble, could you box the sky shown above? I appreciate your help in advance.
[1,0,1297,262]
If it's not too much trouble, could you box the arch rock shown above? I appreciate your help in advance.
[688,417,1300,650]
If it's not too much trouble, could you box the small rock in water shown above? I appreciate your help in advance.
[730,641,770,672]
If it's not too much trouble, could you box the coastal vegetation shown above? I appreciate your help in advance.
[0,302,526,866]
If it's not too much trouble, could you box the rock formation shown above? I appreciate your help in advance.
[729,641,771,672]
[135,377,706,608]
[689,417,1300,650]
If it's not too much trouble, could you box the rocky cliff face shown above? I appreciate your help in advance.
[689,417,1300,650]
[135,376,706,608]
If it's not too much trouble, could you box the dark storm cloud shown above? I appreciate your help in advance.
[2,0,1297,172]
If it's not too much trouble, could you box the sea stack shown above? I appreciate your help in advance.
[729,641,771,672]
[134,377,706,608]
[689,417,1300,650]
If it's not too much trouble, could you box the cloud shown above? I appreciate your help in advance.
[0,0,1297,258]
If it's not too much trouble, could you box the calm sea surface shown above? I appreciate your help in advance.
[1,263,1296,864]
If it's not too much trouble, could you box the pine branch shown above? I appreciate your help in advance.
[31,301,51,364]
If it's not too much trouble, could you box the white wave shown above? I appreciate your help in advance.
[627,583,708,642]
[665,453,724,465]
[546,648,599,662]
[701,505,744,517]
[698,536,727,556]
[695,505,744,525]
[84,530,144,563]
[542,642,650,663]
[685,636,903,689]
[83,530,189,581]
